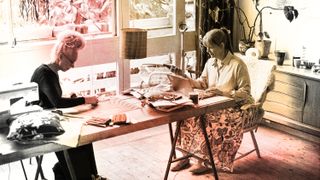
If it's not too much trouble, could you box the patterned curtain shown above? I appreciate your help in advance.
[195,0,234,76]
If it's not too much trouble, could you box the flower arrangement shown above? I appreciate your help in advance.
[236,0,298,42]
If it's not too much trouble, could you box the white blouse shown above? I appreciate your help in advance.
[190,52,253,103]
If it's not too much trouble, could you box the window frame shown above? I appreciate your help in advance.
[0,0,197,96]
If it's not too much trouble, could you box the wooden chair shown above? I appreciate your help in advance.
[235,58,276,160]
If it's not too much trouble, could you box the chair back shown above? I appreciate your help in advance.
[242,58,276,104]
[241,57,276,130]
[234,56,276,161]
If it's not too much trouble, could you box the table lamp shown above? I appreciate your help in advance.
[119,28,147,92]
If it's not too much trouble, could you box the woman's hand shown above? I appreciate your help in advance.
[205,87,233,98]
[84,96,99,106]
[205,87,223,96]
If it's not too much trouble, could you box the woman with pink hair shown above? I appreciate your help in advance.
[31,30,105,180]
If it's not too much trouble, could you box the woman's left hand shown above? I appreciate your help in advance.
[205,87,223,96]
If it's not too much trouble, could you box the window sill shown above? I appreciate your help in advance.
[0,33,114,53]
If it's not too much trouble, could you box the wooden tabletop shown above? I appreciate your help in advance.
[79,95,235,145]
[0,95,235,165]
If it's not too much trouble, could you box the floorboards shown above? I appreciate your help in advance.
[0,124,319,180]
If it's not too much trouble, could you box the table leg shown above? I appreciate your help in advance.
[20,160,28,180]
[199,114,219,180]
[35,155,46,180]
[168,123,176,159]
[164,120,183,180]
[63,150,77,180]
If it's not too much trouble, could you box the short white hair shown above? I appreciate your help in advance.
[51,30,86,62]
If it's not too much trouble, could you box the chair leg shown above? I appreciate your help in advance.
[250,130,261,158]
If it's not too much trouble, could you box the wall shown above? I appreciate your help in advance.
[237,0,320,63]
[0,33,196,89]
[0,36,117,85]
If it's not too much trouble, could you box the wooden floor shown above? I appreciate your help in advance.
[1,124,319,180]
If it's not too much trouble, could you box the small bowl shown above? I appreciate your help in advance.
[304,62,315,69]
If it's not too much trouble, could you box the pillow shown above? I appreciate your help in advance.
[7,111,65,143]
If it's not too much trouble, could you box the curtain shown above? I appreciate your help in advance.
[195,0,234,75]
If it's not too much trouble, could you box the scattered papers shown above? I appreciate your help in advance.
[149,96,193,112]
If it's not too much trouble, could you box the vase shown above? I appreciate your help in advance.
[255,40,271,59]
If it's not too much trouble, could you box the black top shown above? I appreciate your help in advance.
[31,64,85,109]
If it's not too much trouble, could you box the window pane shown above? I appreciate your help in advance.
[0,0,9,44]
[60,63,117,98]
[184,50,196,78]
[5,0,114,42]
[128,0,174,37]
[130,54,175,88]
[185,0,195,31]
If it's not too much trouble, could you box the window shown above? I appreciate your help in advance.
[127,0,197,89]
[0,0,196,99]
[127,0,174,37]
[59,62,117,97]
[185,0,195,31]
[0,0,115,44]
[129,54,175,88]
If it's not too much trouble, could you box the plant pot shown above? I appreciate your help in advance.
[238,40,255,55]
[255,40,271,59]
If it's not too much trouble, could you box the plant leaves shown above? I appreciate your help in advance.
[258,32,264,39]
[293,9,299,18]
[287,13,294,22]
[284,6,290,14]
[284,6,293,22]
[284,6,299,22]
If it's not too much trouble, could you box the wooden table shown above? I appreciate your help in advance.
[0,95,235,179]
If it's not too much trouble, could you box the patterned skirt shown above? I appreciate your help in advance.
[176,106,244,172]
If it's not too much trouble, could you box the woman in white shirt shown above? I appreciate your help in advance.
[171,28,253,174]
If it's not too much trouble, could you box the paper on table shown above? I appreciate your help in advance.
[150,97,193,108]
[167,73,193,96]
[79,96,141,118]
[198,95,232,106]
[53,97,142,146]
[149,97,193,112]
[53,117,85,147]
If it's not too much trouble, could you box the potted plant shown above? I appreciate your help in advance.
[235,0,298,58]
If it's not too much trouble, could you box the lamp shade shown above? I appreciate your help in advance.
[121,28,147,59]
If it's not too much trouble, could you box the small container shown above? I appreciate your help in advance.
[304,61,315,69]
[189,92,199,104]
[292,56,301,68]
[276,51,286,66]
